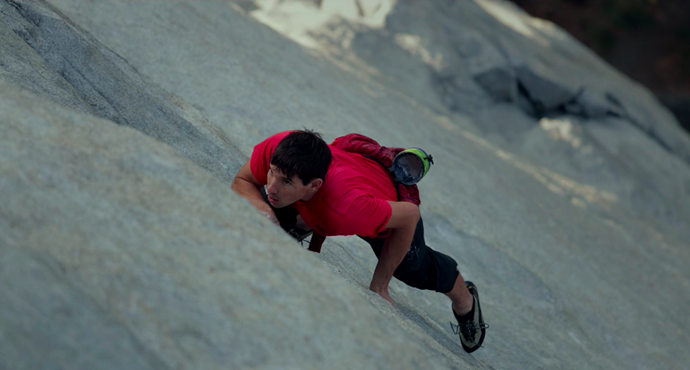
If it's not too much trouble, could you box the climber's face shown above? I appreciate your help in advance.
[265,165,322,208]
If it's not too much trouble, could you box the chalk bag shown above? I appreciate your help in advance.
[390,148,434,185]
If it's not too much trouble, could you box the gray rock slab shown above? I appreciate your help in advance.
[250,0,690,164]
[0,82,467,369]
[245,0,690,240]
[2,0,689,369]
[1,0,244,183]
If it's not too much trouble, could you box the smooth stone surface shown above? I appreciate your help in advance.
[2,0,689,369]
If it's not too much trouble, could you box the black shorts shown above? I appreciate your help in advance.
[360,218,459,294]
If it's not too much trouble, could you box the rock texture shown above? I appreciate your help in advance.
[2,0,689,369]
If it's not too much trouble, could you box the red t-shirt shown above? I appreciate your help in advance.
[250,132,397,238]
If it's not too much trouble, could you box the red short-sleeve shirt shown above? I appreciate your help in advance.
[250,132,398,238]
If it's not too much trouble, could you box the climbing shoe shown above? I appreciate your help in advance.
[451,281,488,353]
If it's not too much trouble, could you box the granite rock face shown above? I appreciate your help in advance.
[0,83,460,369]
[0,0,243,183]
[2,0,689,369]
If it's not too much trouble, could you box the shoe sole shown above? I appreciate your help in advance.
[462,281,486,353]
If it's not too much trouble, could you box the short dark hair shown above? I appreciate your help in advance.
[271,130,332,185]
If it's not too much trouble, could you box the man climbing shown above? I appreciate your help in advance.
[231,130,487,352]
